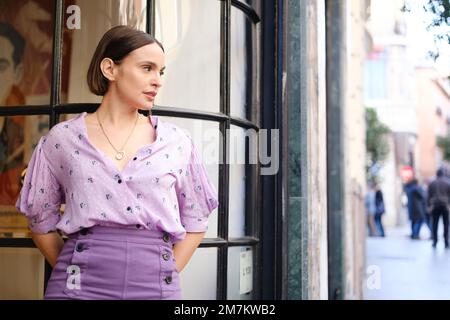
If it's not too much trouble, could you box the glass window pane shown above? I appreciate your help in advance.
[159,116,220,238]
[61,0,148,104]
[229,125,257,238]
[230,7,253,120]
[0,247,45,299]
[155,0,220,112]
[229,164,246,238]
[0,115,49,238]
[247,0,261,13]
[0,0,55,105]
[179,247,217,300]
[227,246,254,300]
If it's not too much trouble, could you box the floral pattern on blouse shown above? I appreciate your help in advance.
[15,112,219,241]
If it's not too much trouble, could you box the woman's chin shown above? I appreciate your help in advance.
[137,103,154,111]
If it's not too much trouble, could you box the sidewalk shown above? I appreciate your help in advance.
[364,224,450,300]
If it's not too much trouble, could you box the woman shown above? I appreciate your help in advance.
[15,25,219,299]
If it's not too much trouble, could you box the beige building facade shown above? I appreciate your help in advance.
[415,67,450,183]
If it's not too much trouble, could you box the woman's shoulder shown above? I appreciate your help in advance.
[51,114,83,133]
[41,114,84,149]
[159,118,193,146]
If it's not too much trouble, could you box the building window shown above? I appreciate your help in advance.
[364,49,387,101]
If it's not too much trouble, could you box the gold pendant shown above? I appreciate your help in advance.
[115,151,125,160]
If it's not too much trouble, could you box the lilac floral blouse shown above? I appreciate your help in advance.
[15,112,219,242]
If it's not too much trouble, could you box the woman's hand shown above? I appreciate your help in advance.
[172,232,205,273]
[31,231,65,268]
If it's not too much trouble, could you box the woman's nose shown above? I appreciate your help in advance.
[151,73,163,87]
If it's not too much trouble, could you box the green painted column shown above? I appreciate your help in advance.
[286,0,303,300]
[326,0,347,300]
[286,0,328,300]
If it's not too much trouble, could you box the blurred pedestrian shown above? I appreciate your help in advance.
[427,168,450,248]
[422,180,433,234]
[365,182,377,237]
[404,178,427,239]
[374,185,385,237]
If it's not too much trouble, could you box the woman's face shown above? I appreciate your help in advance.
[111,42,165,110]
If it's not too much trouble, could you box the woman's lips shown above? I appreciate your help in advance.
[144,92,157,100]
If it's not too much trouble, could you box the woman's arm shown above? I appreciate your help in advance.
[31,232,65,268]
[173,232,205,273]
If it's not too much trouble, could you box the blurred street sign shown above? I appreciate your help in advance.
[400,165,414,182]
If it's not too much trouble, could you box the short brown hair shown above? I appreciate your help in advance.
[87,25,164,96]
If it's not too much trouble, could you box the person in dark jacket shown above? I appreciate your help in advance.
[404,179,427,240]
[427,168,450,248]
[422,181,433,234]
[374,186,385,237]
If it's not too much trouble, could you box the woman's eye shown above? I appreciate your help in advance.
[143,65,164,75]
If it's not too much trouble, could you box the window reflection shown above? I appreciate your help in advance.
[230,6,253,120]
[229,125,252,238]
[179,248,218,299]
[155,0,221,112]
[159,116,220,238]
[61,0,147,104]
[118,0,147,30]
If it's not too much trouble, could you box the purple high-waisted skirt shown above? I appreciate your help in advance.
[44,225,181,300]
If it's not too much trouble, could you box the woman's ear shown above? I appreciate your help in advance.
[100,58,117,81]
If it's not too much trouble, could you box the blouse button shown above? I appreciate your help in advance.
[118,179,122,184]
[133,157,137,161]
[76,244,85,252]
[127,206,132,211]
[162,233,170,243]
[162,253,170,261]
[164,276,172,284]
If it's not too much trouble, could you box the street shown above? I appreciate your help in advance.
[364,224,450,299]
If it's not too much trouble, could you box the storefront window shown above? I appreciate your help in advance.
[154,0,221,113]
[230,6,252,120]
[159,116,220,238]
[61,0,148,104]
[0,0,262,301]
[179,247,218,299]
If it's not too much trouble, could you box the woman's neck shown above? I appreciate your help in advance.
[96,92,140,128]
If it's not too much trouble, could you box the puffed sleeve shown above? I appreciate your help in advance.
[15,136,64,234]
[176,139,219,232]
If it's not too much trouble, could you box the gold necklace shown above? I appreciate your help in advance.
[96,111,139,161]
